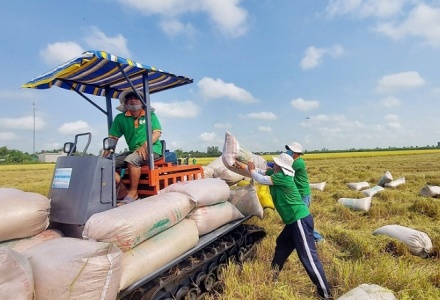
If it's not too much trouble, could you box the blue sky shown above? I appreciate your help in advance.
[1,0,440,155]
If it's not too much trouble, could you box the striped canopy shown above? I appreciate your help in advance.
[22,50,193,98]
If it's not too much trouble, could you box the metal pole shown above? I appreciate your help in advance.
[33,100,36,154]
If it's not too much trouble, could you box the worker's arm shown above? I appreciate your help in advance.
[248,161,273,185]
[137,130,162,160]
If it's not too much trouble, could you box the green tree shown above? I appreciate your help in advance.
[207,146,221,157]
[174,148,183,157]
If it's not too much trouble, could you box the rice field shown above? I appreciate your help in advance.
[1,149,439,299]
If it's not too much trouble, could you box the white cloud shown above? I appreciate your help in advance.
[291,98,320,111]
[300,44,344,70]
[0,132,18,141]
[239,112,277,120]
[377,71,425,93]
[40,42,84,65]
[39,28,129,65]
[380,96,401,107]
[152,101,200,118]
[159,20,197,39]
[197,77,256,103]
[58,120,93,135]
[118,0,248,38]
[213,122,231,129]
[202,0,248,38]
[258,126,272,133]
[0,116,46,130]
[384,114,401,129]
[325,0,407,19]
[300,113,365,130]
[385,114,399,122]
[84,27,131,57]
[375,4,440,48]
[325,2,440,48]
[199,131,216,142]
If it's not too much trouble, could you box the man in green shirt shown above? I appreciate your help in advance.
[247,153,331,299]
[286,142,324,242]
[103,90,162,204]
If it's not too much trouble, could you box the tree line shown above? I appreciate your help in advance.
[1,144,439,164]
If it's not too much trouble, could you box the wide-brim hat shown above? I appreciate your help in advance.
[285,142,303,154]
[116,89,145,112]
[272,153,295,177]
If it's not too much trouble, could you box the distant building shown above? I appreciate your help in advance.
[38,152,67,163]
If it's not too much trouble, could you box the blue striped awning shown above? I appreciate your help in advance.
[22,50,193,98]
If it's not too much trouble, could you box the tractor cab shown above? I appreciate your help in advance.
[23,50,204,237]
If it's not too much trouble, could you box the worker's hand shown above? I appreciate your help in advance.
[233,161,247,170]
[247,161,255,171]
[136,145,148,160]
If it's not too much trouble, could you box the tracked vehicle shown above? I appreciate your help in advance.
[22,50,266,299]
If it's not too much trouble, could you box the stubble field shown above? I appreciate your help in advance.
[1,149,439,299]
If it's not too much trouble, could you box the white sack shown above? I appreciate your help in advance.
[158,178,230,206]
[419,185,440,198]
[385,177,405,188]
[0,248,34,300]
[189,202,244,236]
[346,181,370,191]
[83,192,194,251]
[23,238,122,300]
[337,284,396,300]
[119,219,199,290]
[229,183,264,219]
[0,188,50,242]
[0,229,63,253]
[221,131,267,178]
[202,165,215,178]
[206,156,247,185]
[207,156,225,169]
[377,171,393,187]
[373,225,433,257]
[310,182,326,191]
[214,165,246,186]
[361,186,384,197]
[338,197,372,212]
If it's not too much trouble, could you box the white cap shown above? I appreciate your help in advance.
[272,153,294,177]
[285,142,303,154]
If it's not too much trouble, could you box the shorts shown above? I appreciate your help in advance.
[115,151,161,169]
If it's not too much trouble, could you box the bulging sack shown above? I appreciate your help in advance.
[377,171,393,187]
[0,188,50,242]
[337,283,396,300]
[214,165,246,186]
[222,131,267,178]
[189,202,244,236]
[229,182,264,219]
[0,229,63,253]
[310,182,326,191]
[385,177,405,188]
[83,192,195,251]
[256,183,275,210]
[346,181,370,191]
[158,178,230,206]
[373,224,433,257]
[0,248,34,300]
[119,219,199,290]
[22,237,122,300]
[419,185,440,198]
[338,197,372,212]
[361,185,384,197]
